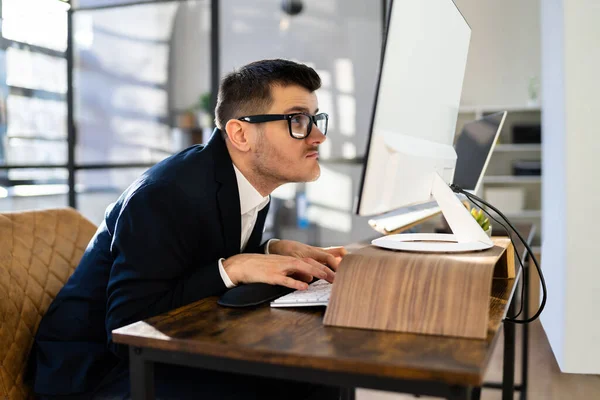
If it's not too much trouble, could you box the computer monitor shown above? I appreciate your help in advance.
[366,112,507,235]
[453,111,507,193]
[356,0,492,252]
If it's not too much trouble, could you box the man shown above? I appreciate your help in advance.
[29,59,346,399]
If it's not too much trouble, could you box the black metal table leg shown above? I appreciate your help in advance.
[447,386,474,400]
[503,301,516,400]
[521,262,530,400]
[129,347,155,400]
[340,387,355,400]
[471,386,481,400]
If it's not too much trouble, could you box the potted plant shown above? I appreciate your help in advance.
[194,92,213,129]
[470,207,492,237]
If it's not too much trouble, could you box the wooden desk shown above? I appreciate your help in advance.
[112,236,530,400]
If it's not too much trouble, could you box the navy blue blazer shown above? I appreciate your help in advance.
[28,131,270,395]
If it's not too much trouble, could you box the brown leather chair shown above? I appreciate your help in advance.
[0,208,97,400]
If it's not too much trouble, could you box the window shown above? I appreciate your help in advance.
[0,0,68,200]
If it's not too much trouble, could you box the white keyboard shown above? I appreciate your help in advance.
[270,279,332,307]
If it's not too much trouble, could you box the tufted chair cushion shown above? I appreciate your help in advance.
[0,208,97,400]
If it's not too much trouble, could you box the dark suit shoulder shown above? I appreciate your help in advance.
[105,133,231,233]
[128,144,215,202]
[147,145,211,184]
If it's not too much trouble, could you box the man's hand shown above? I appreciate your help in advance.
[222,254,335,290]
[269,240,347,273]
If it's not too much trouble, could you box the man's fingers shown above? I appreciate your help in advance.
[289,258,329,280]
[303,258,335,283]
[305,249,340,271]
[276,257,326,283]
[290,271,314,284]
[323,253,341,271]
[323,246,348,258]
[272,275,309,291]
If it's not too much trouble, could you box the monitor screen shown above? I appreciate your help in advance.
[356,0,471,216]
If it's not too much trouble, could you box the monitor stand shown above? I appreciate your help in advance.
[371,173,494,253]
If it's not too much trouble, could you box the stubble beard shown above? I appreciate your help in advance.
[253,133,319,186]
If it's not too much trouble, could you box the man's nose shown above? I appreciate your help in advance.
[307,126,326,144]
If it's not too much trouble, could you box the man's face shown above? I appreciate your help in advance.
[250,84,326,185]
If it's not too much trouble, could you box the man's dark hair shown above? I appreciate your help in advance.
[215,59,321,137]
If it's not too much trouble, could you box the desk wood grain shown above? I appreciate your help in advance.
[113,275,517,387]
[324,239,514,338]
[113,226,532,389]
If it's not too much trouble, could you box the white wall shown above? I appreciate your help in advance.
[563,0,600,373]
[541,0,600,374]
[454,0,541,107]
[540,0,567,369]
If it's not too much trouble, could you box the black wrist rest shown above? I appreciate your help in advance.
[217,283,295,308]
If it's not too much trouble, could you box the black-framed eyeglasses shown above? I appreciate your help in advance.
[238,112,329,139]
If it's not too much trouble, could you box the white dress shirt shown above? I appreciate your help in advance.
[218,164,278,288]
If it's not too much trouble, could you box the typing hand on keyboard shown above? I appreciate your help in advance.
[267,240,346,273]
[271,279,332,308]
[222,254,335,290]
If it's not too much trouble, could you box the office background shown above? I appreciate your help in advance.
[0,0,598,379]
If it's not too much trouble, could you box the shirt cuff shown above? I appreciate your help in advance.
[218,258,236,289]
[265,238,280,255]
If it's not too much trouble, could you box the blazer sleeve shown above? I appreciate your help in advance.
[257,239,276,254]
[105,181,226,357]
[246,240,270,254]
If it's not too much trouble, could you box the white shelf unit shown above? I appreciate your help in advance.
[493,144,541,152]
[457,106,542,246]
[483,176,542,184]
[459,104,541,119]
[488,210,542,219]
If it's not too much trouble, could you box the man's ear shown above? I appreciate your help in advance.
[224,119,251,152]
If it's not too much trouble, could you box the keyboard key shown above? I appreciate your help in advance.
[271,280,332,307]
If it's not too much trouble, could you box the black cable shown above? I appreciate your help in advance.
[457,187,544,324]
[450,184,547,324]
[467,195,525,320]
[464,194,528,321]
[471,200,525,320]
[463,192,535,323]
[467,195,526,320]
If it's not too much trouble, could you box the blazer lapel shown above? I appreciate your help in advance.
[211,130,242,257]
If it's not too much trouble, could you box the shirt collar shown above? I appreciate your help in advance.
[232,164,270,215]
